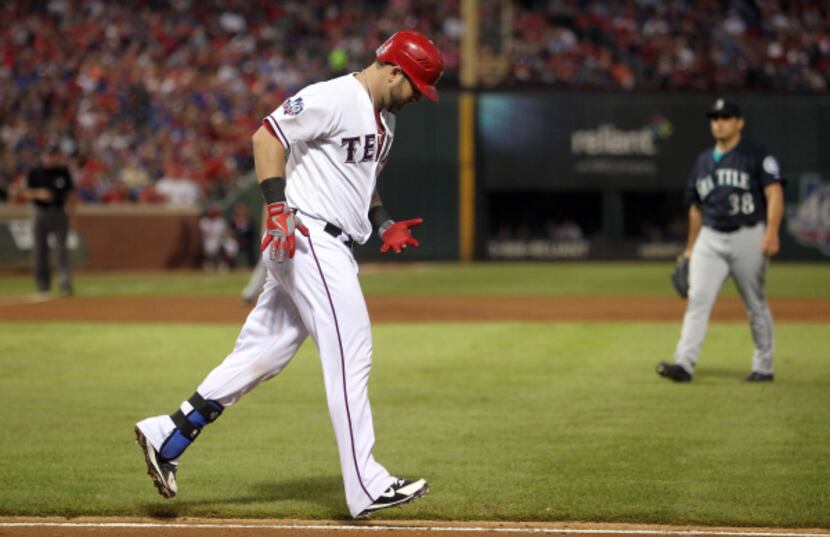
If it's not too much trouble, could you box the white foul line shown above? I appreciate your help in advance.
[0,522,826,537]
[0,294,54,307]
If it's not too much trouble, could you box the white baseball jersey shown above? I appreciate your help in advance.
[263,74,396,244]
[137,72,408,518]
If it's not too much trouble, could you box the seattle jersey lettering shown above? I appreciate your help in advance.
[696,168,750,200]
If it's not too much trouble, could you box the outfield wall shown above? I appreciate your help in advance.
[0,205,200,271]
[1,94,828,271]
[370,91,830,262]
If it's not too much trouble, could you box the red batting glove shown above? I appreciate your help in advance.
[261,202,304,262]
[380,218,423,254]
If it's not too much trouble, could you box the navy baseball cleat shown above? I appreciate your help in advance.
[356,478,429,518]
[744,371,774,382]
[135,426,178,498]
[656,362,692,382]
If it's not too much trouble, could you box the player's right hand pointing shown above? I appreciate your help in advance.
[261,202,306,262]
[380,218,423,254]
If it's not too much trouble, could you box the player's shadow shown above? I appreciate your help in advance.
[141,474,344,518]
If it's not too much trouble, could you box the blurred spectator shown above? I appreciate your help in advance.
[546,219,585,241]
[230,201,259,268]
[156,163,202,207]
[137,184,166,204]
[118,155,152,201]
[199,204,238,271]
[100,180,131,204]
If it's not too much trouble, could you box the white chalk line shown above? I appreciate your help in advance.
[0,522,827,537]
[0,293,54,307]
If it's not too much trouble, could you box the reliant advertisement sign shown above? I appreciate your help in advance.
[478,93,713,190]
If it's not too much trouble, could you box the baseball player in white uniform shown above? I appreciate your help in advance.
[135,30,444,518]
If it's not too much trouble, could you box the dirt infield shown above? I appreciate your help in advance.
[0,295,827,323]
[1,518,828,537]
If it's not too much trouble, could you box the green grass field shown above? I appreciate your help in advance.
[0,262,828,526]
[1,261,828,298]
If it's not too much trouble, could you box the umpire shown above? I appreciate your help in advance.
[21,143,77,296]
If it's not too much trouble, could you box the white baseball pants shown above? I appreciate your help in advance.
[139,215,394,517]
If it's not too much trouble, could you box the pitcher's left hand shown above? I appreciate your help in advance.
[761,231,779,257]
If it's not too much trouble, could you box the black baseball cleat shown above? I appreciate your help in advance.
[744,371,774,382]
[134,425,178,498]
[355,478,429,518]
[656,362,692,382]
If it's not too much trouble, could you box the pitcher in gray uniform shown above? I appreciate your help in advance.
[657,99,784,383]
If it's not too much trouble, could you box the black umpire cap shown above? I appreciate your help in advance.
[706,98,742,118]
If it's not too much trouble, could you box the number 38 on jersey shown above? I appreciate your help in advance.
[728,192,755,215]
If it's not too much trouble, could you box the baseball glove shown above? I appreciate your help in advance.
[671,256,690,298]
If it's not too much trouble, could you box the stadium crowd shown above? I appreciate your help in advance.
[1,0,460,205]
[1,0,828,205]
[509,0,830,91]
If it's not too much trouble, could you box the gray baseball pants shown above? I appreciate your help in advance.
[674,223,774,375]
[33,207,72,294]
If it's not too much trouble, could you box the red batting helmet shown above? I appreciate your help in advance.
[376,30,444,102]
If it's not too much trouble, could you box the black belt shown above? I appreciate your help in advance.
[324,223,355,248]
[711,222,760,233]
[712,224,741,233]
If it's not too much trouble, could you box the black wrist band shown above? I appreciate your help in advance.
[260,176,286,204]
[369,205,392,233]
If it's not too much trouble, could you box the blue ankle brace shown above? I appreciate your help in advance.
[159,392,223,461]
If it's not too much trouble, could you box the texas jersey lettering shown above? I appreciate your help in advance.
[263,75,396,244]
[341,133,391,164]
